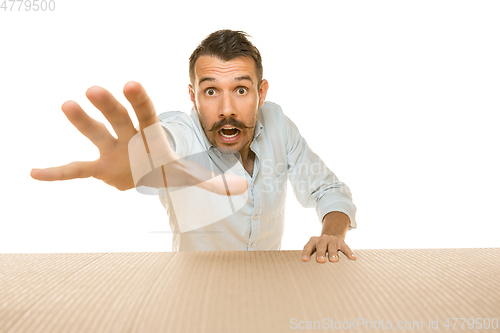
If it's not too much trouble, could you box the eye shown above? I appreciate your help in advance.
[236,87,248,95]
[205,88,216,96]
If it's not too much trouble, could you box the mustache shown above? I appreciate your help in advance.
[209,118,253,132]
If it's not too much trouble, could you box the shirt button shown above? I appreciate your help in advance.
[253,215,258,220]
[230,156,235,161]
[251,243,255,247]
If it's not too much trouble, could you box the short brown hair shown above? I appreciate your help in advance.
[189,29,263,87]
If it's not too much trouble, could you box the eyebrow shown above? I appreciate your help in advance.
[235,75,253,84]
[198,75,253,86]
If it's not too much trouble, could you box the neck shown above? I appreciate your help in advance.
[239,140,254,165]
[239,140,255,177]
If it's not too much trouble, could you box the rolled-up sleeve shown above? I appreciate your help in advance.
[283,109,357,230]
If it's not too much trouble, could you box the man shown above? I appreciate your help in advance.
[31,30,357,263]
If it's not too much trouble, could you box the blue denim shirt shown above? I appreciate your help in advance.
[157,101,357,251]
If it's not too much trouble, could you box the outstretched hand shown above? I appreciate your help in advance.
[31,82,248,195]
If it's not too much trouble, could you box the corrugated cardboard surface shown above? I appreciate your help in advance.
[1,249,499,332]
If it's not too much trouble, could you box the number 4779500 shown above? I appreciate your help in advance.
[443,318,498,330]
[1,0,55,11]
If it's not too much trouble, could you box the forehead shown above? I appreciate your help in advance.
[194,56,257,84]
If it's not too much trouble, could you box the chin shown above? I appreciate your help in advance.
[209,132,250,154]
[215,143,243,154]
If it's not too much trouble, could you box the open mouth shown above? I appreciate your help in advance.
[217,127,242,143]
[218,127,241,138]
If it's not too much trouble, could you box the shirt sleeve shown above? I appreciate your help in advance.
[282,108,357,230]
[158,111,194,157]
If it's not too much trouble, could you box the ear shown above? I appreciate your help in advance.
[258,79,269,108]
[188,84,198,111]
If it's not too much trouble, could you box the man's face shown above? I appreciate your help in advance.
[189,55,269,154]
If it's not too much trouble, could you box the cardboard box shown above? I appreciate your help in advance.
[1,248,499,332]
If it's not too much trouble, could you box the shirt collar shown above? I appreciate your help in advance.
[190,107,264,153]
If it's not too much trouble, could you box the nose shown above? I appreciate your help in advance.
[219,93,237,118]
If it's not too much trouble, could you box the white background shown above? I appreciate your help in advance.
[1,0,499,253]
